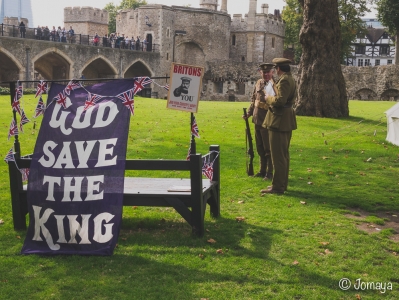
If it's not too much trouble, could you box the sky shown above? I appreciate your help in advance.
[31,0,377,28]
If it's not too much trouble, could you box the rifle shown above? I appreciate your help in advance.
[243,108,254,176]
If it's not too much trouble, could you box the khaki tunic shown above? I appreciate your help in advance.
[247,79,273,174]
[263,72,297,191]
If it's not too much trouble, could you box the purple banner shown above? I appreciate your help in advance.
[21,79,133,255]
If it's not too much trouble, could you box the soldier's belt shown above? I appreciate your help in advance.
[254,100,268,110]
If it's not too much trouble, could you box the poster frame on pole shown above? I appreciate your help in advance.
[166,62,204,113]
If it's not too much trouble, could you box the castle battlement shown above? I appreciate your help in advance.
[64,7,108,25]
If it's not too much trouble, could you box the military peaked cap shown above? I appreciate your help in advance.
[272,58,292,66]
[181,77,192,82]
[258,63,275,72]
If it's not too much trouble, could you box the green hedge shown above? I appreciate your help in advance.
[0,87,37,95]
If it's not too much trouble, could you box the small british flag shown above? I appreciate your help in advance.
[4,147,15,163]
[117,89,135,115]
[202,162,213,181]
[12,81,23,116]
[35,80,48,98]
[64,80,82,95]
[133,77,152,95]
[8,119,18,140]
[20,168,30,182]
[163,84,170,91]
[34,96,46,118]
[83,92,102,111]
[14,81,23,102]
[186,145,191,161]
[19,109,30,132]
[191,117,200,138]
[54,91,68,109]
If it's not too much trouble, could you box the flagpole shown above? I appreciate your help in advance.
[9,82,21,159]
[190,112,196,154]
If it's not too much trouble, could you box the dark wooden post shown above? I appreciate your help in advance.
[190,113,196,154]
[190,153,204,237]
[8,82,26,230]
[209,145,220,218]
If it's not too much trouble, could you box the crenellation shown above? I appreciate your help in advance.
[64,6,108,36]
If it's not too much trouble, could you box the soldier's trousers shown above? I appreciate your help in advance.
[254,124,273,175]
[269,130,292,192]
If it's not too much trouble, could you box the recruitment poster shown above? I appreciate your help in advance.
[167,63,204,113]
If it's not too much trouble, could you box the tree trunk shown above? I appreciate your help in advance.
[396,33,399,65]
[295,0,349,117]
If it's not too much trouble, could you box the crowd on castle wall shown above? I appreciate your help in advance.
[9,21,153,52]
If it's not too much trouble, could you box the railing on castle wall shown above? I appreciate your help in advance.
[0,23,159,53]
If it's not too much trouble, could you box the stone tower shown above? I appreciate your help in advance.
[246,0,257,62]
[0,0,33,27]
[64,7,109,36]
[220,0,227,12]
[199,0,218,11]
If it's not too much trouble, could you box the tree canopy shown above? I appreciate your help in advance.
[282,0,371,64]
[104,0,147,34]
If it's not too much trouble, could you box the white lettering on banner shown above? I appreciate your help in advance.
[43,175,61,201]
[62,177,84,202]
[93,102,119,128]
[43,175,104,202]
[38,141,58,167]
[32,205,115,249]
[93,213,115,243]
[38,139,118,169]
[86,175,105,201]
[49,101,119,135]
[95,138,118,167]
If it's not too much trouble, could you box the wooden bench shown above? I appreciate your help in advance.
[8,145,220,237]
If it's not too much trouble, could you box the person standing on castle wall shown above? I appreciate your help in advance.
[36,25,42,40]
[261,58,297,195]
[51,26,56,41]
[61,27,67,42]
[68,26,75,43]
[136,36,140,51]
[19,21,26,38]
[130,35,136,50]
[93,33,100,46]
[143,38,147,52]
[43,26,50,40]
[57,26,62,42]
[243,63,275,180]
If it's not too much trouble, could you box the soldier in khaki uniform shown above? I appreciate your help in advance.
[243,63,274,179]
[261,58,297,194]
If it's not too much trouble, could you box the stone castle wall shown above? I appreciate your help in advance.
[64,7,108,36]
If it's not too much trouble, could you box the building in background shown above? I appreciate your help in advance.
[0,0,33,26]
[347,18,396,67]
[115,0,285,101]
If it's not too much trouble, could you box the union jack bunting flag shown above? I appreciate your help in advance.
[12,81,23,116]
[117,89,135,115]
[133,77,152,95]
[202,162,214,181]
[64,80,82,95]
[4,147,15,163]
[8,119,18,140]
[20,168,30,182]
[163,84,169,91]
[186,145,191,161]
[35,80,48,98]
[83,92,102,111]
[14,81,23,102]
[11,96,22,116]
[19,109,30,132]
[34,96,46,118]
[54,91,68,109]
[191,117,200,138]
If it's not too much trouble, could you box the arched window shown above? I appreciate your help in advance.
[241,56,245,62]
[232,34,236,46]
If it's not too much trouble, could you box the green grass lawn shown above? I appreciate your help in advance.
[0,94,398,299]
